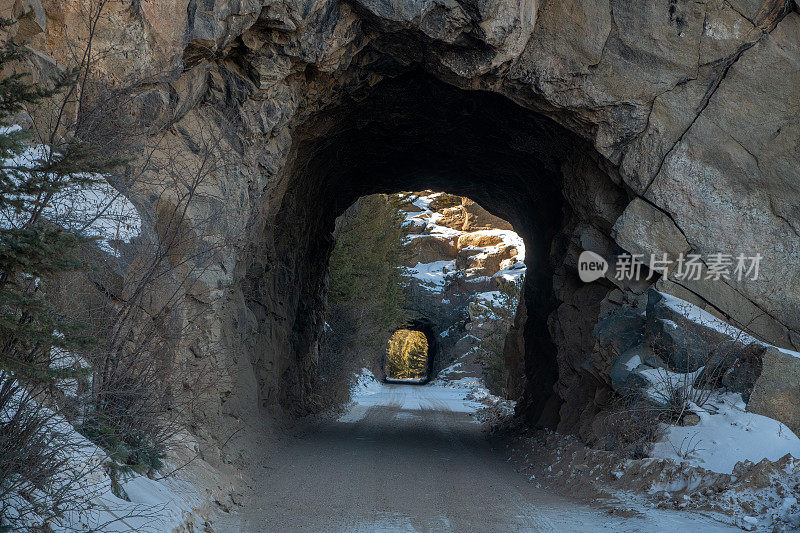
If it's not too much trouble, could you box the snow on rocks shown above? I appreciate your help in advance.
[504,425,800,531]
[503,288,800,530]
[432,362,516,419]
[399,191,525,294]
[651,391,800,474]
[405,259,456,289]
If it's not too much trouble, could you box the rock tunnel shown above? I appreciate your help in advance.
[383,320,440,383]
[243,69,629,429]
[7,1,800,523]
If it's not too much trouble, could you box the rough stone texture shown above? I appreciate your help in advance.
[609,348,650,394]
[399,192,524,377]
[14,0,800,446]
[457,232,505,250]
[403,234,458,265]
[590,306,646,380]
[646,289,736,348]
[748,347,800,435]
[455,245,517,275]
[648,318,710,373]
[612,198,691,266]
[719,342,764,402]
[461,199,515,231]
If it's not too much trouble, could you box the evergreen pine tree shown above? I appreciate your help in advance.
[0,22,115,384]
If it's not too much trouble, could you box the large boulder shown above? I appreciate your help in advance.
[645,289,734,372]
[747,347,800,435]
[427,193,463,212]
[456,231,505,250]
[609,347,650,394]
[434,207,466,231]
[594,306,645,358]
[611,197,691,267]
[403,235,458,265]
[721,344,764,403]
[647,317,710,373]
[455,245,517,276]
[461,199,513,231]
[695,341,764,402]
[590,305,646,378]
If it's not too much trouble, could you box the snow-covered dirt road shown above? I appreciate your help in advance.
[214,381,740,532]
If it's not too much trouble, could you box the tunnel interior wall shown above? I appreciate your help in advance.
[248,71,632,435]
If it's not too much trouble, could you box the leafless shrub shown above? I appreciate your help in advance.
[649,368,713,423]
[647,305,765,422]
[2,1,233,525]
[76,115,234,474]
[669,433,704,461]
[596,395,665,460]
[0,371,69,524]
[0,370,162,531]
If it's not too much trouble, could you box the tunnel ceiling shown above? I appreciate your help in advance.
[288,70,574,234]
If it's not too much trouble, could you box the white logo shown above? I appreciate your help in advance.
[578,250,608,283]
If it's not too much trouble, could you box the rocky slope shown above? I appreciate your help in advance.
[4,0,800,459]
[397,191,525,383]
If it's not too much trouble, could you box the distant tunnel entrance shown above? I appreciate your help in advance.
[384,323,437,383]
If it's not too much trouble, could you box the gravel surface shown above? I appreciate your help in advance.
[214,383,739,532]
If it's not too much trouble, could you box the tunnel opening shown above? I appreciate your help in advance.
[384,328,430,383]
[317,188,524,399]
[249,67,628,430]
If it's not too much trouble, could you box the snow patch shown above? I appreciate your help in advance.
[651,391,800,474]
[0,380,203,531]
[404,260,456,290]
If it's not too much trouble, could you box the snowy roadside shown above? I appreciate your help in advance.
[1,128,205,530]
[1,387,212,532]
[501,423,800,532]
[341,368,752,531]
[496,293,800,532]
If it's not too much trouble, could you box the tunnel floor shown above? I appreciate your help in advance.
[214,382,740,532]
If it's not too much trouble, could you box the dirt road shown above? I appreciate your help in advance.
[215,382,738,532]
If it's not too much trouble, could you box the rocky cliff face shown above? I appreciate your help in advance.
[7,0,800,447]
[397,191,525,379]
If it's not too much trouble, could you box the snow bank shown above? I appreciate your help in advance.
[643,293,800,474]
[404,260,456,289]
[340,369,512,423]
[1,381,203,532]
[651,392,800,474]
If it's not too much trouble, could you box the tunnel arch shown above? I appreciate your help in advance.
[381,319,440,384]
[244,68,629,427]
